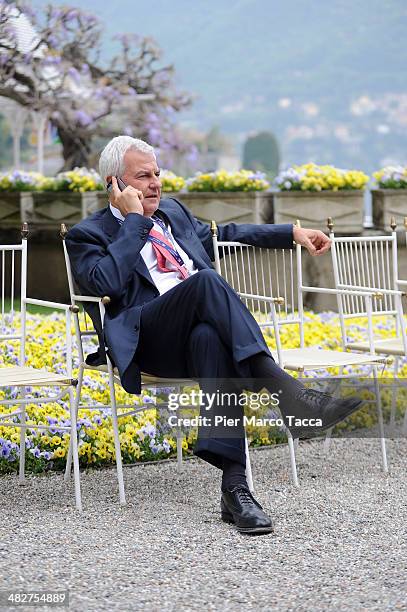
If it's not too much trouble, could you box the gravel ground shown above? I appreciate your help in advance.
[1,437,406,612]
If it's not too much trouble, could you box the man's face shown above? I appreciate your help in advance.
[120,149,162,217]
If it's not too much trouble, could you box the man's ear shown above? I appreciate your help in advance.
[105,175,112,191]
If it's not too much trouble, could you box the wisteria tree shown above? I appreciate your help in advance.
[0,2,192,169]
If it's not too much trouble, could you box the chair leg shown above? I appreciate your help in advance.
[324,366,343,454]
[18,392,27,485]
[245,435,254,493]
[324,427,333,453]
[402,403,407,435]
[389,356,399,436]
[108,366,126,505]
[287,433,299,487]
[65,366,84,481]
[176,404,183,472]
[373,366,388,473]
[68,387,82,511]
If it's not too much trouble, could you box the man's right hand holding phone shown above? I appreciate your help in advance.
[109,176,144,217]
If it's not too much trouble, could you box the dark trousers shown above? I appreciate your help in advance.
[135,269,298,469]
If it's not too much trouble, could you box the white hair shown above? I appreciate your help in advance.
[99,136,156,185]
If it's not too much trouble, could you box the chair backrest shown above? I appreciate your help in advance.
[0,224,29,366]
[211,223,305,358]
[328,218,398,318]
[60,223,104,366]
[327,216,407,350]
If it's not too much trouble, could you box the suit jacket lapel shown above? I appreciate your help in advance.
[102,207,157,288]
[156,201,207,269]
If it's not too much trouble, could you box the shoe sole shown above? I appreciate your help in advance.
[290,398,363,438]
[221,511,274,535]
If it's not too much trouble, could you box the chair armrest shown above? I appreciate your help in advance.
[72,294,111,305]
[71,294,111,329]
[336,284,405,297]
[238,291,285,304]
[301,286,384,297]
[24,298,72,311]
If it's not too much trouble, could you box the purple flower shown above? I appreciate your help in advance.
[141,423,156,438]
[65,9,79,20]
[143,396,156,405]
[1,446,11,459]
[78,418,92,428]
[149,439,162,454]
[68,67,81,84]
[51,8,63,19]
[43,55,61,66]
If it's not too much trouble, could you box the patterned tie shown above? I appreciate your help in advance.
[148,228,189,280]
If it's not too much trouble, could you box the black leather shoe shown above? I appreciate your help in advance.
[286,388,363,438]
[221,485,274,534]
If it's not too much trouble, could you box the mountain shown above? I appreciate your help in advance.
[32,0,407,171]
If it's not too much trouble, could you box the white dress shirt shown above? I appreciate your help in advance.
[109,203,198,295]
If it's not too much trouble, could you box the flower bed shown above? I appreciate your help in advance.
[274,163,369,192]
[0,311,405,474]
[39,167,104,192]
[371,166,407,230]
[186,170,270,192]
[0,170,43,192]
[272,164,369,233]
[373,165,407,189]
[160,170,186,193]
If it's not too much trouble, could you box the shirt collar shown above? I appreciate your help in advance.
[109,203,125,223]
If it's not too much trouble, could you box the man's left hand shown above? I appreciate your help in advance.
[293,226,331,256]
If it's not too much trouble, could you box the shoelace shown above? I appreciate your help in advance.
[297,388,332,408]
[232,487,255,505]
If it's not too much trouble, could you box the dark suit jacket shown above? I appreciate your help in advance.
[66,197,294,393]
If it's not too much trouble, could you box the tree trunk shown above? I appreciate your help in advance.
[56,124,92,170]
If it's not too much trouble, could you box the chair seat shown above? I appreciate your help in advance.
[345,337,406,356]
[83,362,193,387]
[0,366,74,388]
[271,347,388,371]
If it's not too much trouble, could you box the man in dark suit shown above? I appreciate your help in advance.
[66,136,361,535]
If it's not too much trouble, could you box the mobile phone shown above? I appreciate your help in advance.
[106,176,127,193]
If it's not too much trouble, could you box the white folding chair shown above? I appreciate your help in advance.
[0,224,82,510]
[328,216,407,434]
[211,220,389,483]
[60,224,255,502]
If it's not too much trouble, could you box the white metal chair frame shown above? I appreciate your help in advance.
[211,221,389,484]
[328,216,407,433]
[0,224,82,509]
[60,224,255,503]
